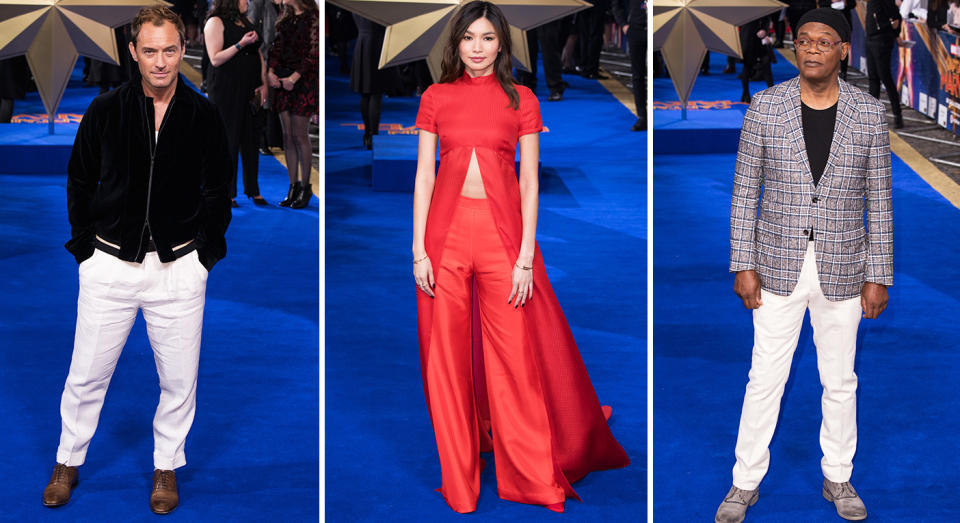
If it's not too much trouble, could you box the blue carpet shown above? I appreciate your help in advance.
[325,56,646,521]
[0,76,319,519]
[653,151,960,520]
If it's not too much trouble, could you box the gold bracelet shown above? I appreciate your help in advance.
[515,262,533,270]
[413,254,428,264]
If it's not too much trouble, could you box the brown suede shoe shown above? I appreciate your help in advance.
[42,463,78,507]
[150,469,179,515]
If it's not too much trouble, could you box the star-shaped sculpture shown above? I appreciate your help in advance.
[0,0,167,118]
[327,0,590,80]
[654,0,784,110]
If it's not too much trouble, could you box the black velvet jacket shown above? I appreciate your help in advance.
[66,76,231,271]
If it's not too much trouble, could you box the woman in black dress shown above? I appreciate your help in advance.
[204,0,268,206]
[350,14,400,150]
[268,0,318,209]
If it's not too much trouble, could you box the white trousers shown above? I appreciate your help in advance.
[732,243,862,490]
[57,248,207,470]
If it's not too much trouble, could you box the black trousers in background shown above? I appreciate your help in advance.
[786,6,811,42]
[866,34,902,117]
[628,25,645,115]
[578,1,605,76]
[539,20,565,94]
[515,28,539,91]
[225,106,260,199]
[361,93,383,136]
[0,98,12,123]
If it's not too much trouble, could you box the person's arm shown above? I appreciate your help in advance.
[612,0,627,28]
[255,51,268,105]
[412,88,439,296]
[510,132,539,307]
[862,106,894,318]
[412,130,438,296]
[65,98,102,264]
[730,98,766,308]
[284,13,319,89]
[203,16,258,67]
[195,106,233,271]
[509,90,543,307]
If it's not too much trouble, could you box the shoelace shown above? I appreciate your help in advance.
[724,488,753,505]
[54,465,66,483]
[833,482,856,499]
[155,472,170,491]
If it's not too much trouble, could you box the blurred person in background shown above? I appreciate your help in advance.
[825,0,856,80]
[351,13,401,150]
[249,0,285,153]
[172,0,207,44]
[327,4,356,75]
[87,27,134,94]
[577,0,608,78]
[0,56,29,123]
[268,0,319,209]
[866,0,904,128]
[204,0,269,206]
[739,15,777,104]
[613,0,646,129]
[786,0,818,43]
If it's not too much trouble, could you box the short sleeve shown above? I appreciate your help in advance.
[518,87,542,136]
[415,86,438,133]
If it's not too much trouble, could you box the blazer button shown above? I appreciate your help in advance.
[802,229,809,235]
[812,197,818,203]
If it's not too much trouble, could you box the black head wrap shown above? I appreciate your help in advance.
[796,8,851,42]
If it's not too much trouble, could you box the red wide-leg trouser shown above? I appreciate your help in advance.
[426,196,565,512]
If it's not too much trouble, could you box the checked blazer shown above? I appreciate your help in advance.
[729,77,893,302]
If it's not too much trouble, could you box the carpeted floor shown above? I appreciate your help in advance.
[653,150,960,520]
[325,55,646,521]
[0,63,319,521]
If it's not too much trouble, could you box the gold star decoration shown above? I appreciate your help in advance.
[326,0,590,80]
[0,0,167,118]
[653,0,785,108]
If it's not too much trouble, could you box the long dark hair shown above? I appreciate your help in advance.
[277,0,319,26]
[439,1,519,110]
[207,0,248,27]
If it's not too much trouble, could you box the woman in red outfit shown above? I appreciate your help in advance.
[267,0,318,209]
[411,1,629,514]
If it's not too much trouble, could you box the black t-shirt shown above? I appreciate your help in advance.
[802,101,837,187]
[801,101,837,240]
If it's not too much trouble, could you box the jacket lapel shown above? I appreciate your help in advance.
[783,77,815,188]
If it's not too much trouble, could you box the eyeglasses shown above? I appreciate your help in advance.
[795,38,844,52]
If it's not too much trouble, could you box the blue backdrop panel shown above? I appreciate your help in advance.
[653,50,799,154]
[326,56,646,521]
[0,125,75,174]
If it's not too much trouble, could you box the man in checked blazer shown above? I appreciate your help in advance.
[715,9,893,523]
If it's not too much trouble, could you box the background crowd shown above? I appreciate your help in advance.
[0,0,319,210]
[327,0,647,138]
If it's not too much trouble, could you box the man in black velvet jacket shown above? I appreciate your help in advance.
[42,6,231,515]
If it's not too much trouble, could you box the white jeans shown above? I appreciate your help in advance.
[56,248,207,470]
[732,243,862,490]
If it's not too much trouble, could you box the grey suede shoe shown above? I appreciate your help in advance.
[822,479,867,521]
[715,485,758,523]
